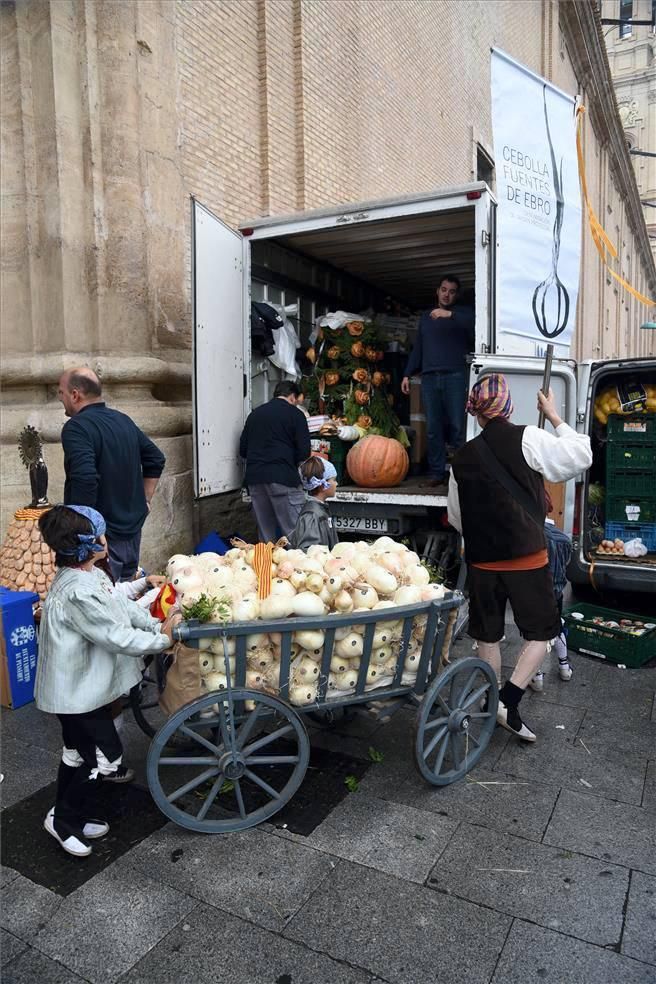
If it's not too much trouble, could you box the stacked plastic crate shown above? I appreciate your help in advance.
[605,414,656,552]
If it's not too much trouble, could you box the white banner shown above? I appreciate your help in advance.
[491,49,581,357]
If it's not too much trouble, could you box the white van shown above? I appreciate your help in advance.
[191,190,655,596]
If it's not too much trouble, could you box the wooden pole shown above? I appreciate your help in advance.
[538,343,554,429]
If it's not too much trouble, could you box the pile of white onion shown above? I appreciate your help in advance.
[166,537,446,706]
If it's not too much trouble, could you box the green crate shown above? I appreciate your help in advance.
[563,602,656,667]
[606,493,656,524]
[607,413,656,444]
[607,442,656,472]
[605,469,655,498]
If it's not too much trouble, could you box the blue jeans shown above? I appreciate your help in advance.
[421,370,467,479]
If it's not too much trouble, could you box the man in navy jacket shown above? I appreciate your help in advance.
[401,274,474,492]
[239,380,311,542]
[58,368,165,580]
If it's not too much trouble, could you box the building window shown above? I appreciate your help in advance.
[476,144,495,188]
[619,0,633,38]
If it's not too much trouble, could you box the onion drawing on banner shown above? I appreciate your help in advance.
[532,85,570,339]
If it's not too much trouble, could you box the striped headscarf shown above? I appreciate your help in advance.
[466,373,514,420]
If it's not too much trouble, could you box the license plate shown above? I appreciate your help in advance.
[333,517,388,532]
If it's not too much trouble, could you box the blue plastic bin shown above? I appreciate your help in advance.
[1,587,40,709]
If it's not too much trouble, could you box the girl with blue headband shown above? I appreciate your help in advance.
[35,505,180,858]
[288,457,339,551]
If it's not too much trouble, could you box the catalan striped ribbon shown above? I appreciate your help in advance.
[253,541,274,599]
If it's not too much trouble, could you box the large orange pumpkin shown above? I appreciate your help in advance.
[346,435,409,488]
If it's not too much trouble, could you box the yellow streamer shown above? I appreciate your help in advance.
[576,105,655,308]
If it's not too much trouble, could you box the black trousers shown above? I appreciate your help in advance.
[54,705,123,840]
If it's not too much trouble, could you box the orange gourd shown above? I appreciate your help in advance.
[346,436,409,488]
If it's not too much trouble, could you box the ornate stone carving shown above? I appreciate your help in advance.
[618,100,640,127]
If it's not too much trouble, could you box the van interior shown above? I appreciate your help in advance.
[248,203,478,482]
[581,364,656,574]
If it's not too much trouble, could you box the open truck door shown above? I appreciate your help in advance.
[191,199,247,497]
[467,355,579,533]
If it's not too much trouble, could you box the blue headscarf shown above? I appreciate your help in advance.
[301,459,337,492]
[58,505,107,563]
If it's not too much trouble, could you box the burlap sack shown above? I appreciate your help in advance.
[159,642,202,717]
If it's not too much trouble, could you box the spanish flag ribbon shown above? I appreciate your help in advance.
[576,105,655,307]
[150,583,177,621]
[253,541,274,600]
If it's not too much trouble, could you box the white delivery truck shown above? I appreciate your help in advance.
[191,186,655,596]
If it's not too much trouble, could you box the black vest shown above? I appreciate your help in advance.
[451,419,546,564]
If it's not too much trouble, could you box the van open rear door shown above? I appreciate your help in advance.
[191,199,247,497]
[467,355,578,532]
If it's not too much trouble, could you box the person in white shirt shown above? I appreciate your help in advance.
[448,373,592,742]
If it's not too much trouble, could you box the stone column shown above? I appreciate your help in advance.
[0,0,193,570]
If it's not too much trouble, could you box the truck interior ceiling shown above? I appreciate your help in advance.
[585,364,656,569]
[250,204,477,479]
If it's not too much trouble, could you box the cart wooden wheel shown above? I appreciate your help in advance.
[147,689,311,833]
[414,657,498,786]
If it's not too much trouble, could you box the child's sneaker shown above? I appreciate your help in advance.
[528,671,544,692]
[44,811,92,857]
[558,660,573,681]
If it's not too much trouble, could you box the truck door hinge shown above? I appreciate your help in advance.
[576,411,586,423]
[481,230,491,246]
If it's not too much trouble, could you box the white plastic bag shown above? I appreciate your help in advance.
[624,537,648,558]
[266,302,301,377]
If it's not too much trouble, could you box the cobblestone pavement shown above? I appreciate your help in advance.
[1,624,655,984]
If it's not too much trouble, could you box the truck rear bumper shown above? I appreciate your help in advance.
[568,549,656,595]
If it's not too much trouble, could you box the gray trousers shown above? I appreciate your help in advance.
[249,483,305,543]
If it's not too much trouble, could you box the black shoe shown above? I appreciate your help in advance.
[419,478,449,493]
[102,765,135,783]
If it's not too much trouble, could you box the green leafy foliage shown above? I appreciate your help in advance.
[181,593,230,624]
[344,774,360,792]
[368,746,384,763]
[420,559,446,585]
[303,320,403,440]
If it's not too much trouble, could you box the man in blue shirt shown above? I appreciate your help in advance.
[401,274,474,492]
[58,368,166,580]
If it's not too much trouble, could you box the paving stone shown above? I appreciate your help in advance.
[525,652,602,709]
[589,663,656,706]
[428,822,629,947]
[2,947,88,984]
[495,702,646,805]
[121,902,370,984]
[578,690,656,744]
[32,863,196,984]
[383,766,560,842]
[0,703,62,754]
[491,918,655,984]
[304,792,458,882]
[283,860,511,984]
[0,736,61,809]
[643,760,656,813]
[0,865,19,889]
[0,873,61,941]
[543,789,656,875]
[0,929,27,967]
[623,871,656,966]
[125,823,336,932]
